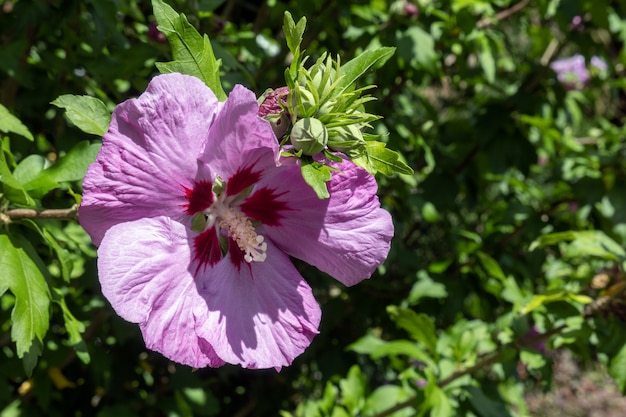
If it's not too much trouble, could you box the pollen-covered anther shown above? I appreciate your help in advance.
[218,207,267,263]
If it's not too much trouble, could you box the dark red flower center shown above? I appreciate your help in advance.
[183,166,291,272]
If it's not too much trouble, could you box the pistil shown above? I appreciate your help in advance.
[208,199,267,263]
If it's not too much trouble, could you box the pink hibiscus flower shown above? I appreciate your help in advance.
[79,73,393,370]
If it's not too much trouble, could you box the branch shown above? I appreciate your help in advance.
[372,324,567,417]
[477,0,531,29]
[2,205,79,223]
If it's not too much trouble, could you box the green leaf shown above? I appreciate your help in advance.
[423,378,453,417]
[396,26,438,73]
[476,251,506,281]
[0,233,50,358]
[283,11,307,61]
[0,149,35,206]
[319,382,339,415]
[152,0,227,101]
[300,160,331,199]
[12,155,58,198]
[467,386,512,417]
[330,407,350,417]
[349,333,434,365]
[520,290,592,315]
[529,230,626,261]
[12,155,49,185]
[174,390,194,417]
[476,34,496,84]
[387,306,437,356]
[338,365,366,414]
[42,228,74,282]
[0,103,33,141]
[363,385,414,417]
[15,141,101,198]
[520,349,546,370]
[336,47,395,95]
[44,141,101,184]
[51,95,111,136]
[610,341,626,393]
[21,339,42,376]
[407,270,447,304]
[352,141,413,176]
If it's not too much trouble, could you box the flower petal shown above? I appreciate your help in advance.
[196,84,279,184]
[80,73,220,245]
[261,160,394,286]
[194,242,321,369]
[98,216,224,368]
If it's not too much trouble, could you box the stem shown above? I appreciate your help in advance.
[2,206,79,223]
[477,0,531,29]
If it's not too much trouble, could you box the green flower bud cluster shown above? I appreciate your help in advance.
[279,11,412,199]
[285,53,381,156]
[290,117,328,155]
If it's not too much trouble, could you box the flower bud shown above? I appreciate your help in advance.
[288,87,316,118]
[290,117,328,155]
[317,98,337,117]
[311,64,335,97]
[258,87,290,138]
[328,123,365,151]
[258,87,289,117]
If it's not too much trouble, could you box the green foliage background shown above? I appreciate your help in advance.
[3,0,626,416]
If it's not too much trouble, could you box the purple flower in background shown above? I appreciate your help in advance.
[550,54,589,90]
[570,15,584,31]
[147,21,167,43]
[79,73,393,369]
[403,2,419,18]
[590,56,608,72]
[521,326,546,353]
[550,54,607,90]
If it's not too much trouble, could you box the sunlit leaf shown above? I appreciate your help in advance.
[300,160,331,199]
[521,290,592,315]
[529,230,626,261]
[283,11,307,63]
[476,34,496,84]
[15,141,101,198]
[363,385,415,417]
[0,149,35,206]
[423,377,453,417]
[0,233,50,360]
[396,26,438,73]
[51,95,111,136]
[476,251,506,281]
[338,365,365,414]
[53,289,89,364]
[352,140,413,176]
[336,47,395,95]
[387,306,437,356]
[0,103,33,141]
[407,271,448,305]
[43,141,101,183]
[152,0,227,100]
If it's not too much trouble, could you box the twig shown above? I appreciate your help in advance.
[372,324,567,417]
[477,0,532,29]
[2,205,79,223]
